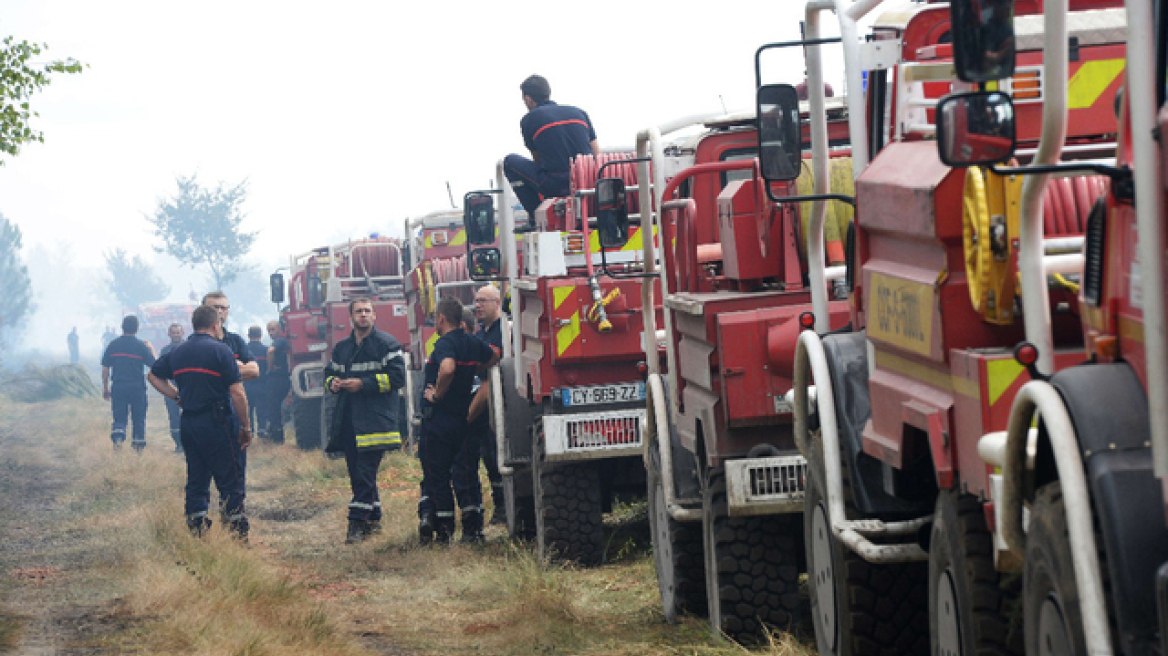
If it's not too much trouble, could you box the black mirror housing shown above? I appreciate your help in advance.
[595,177,630,249]
[757,84,803,183]
[270,273,285,304]
[463,192,496,246]
[936,92,1017,167]
[951,0,1015,82]
[468,247,502,280]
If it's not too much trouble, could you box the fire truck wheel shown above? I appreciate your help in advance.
[929,489,1022,656]
[805,433,929,656]
[648,441,706,621]
[533,442,605,566]
[1024,482,1111,656]
[504,472,536,542]
[702,465,806,642]
[292,397,322,450]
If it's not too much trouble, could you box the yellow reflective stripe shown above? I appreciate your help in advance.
[325,375,337,390]
[425,331,439,357]
[376,373,391,393]
[553,286,574,310]
[450,229,467,246]
[356,432,401,448]
[556,311,580,356]
[1067,59,1125,110]
[987,358,1026,407]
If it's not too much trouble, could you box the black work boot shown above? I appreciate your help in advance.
[228,517,250,544]
[346,519,370,544]
[460,510,485,544]
[187,516,212,537]
[435,519,455,545]
[368,518,382,535]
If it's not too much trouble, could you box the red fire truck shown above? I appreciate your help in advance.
[271,237,410,449]
[464,155,659,566]
[788,1,1127,655]
[133,302,198,354]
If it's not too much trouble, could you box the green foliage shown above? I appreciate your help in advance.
[0,215,33,349]
[148,175,257,290]
[0,36,83,162]
[104,248,169,309]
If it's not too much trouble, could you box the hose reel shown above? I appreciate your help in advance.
[962,166,1021,324]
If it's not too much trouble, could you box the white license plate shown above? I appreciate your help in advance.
[561,383,646,407]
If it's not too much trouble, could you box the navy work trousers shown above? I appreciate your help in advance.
[180,407,246,525]
[164,396,182,451]
[340,424,384,522]
[503,154,570,216]
[417,413,477,531]
[244,379,267,435]
[267,375,290,442]
[452,420,502,514]
[110,384,147,448]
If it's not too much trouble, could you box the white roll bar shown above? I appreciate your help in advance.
[648,374,702,521]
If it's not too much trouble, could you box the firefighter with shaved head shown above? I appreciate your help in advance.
[148,304,251,539]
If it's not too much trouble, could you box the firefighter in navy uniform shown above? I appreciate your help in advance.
[266,321,292,444]
[160,323,186,452]
[503,75,600,216]
[101,315,156,451]
[244,325,269,438]
[454,285,507,528]
[324,298,406,544]
[148,305,251,539]
[203,292,259,510]
[418,297,500,544]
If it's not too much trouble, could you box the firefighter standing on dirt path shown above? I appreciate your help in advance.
[418,297,500,544]
[503,74,600,216]
[323,297,406,544]
[453,285,506,528]
[148,304,251,539]
[203,292,259,509]
[160,323,186,453]
[101,315,156,451]
[245,325,269,439]
[265,321,291,444]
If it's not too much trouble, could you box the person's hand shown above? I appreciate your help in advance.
[340,378,363,393]
[239,428,252,450]
[329,377,342,393]
[424,385,436,403]
[102,389,110,401]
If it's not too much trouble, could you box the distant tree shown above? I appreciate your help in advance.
[0,37,82,163]
[148,175,257,290]
[0,215,33,349]
[104,248,169,309]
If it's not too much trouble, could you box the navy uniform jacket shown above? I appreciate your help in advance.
[247,341,268,376]
[469,319,503,430]
[423,328,497,421]
[102,335,156,388]
[269,337,291,378]
[150,333,240,414]
[325,329,406,452]
[221,330,254,366]
[521,101,597,173]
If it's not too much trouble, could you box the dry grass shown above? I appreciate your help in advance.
[0,393,817,655]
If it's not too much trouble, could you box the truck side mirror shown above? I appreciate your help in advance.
[936,92,1016,167]
[270,273,285,304]
[595,177,630,249]
[951,0,1015,82]
[468,247,502,280]
[464,192,496,246]
[757,84,802,183]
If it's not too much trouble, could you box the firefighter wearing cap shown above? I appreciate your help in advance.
[418,297,500,544]
[101,315,156,451]
[324,298,407,543]
[148,304,251,539]
[503,74,599,215]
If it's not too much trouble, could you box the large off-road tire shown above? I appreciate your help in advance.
[702,466,805,642]
[929,489,1022,656]
[505,471,536,541]
[292,396,322,450]
[533,436,605,566]
[648,441,706,621]
[1024,482,1115,656]
[805,433,929,656]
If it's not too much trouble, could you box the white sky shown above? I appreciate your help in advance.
[1,0,851,354]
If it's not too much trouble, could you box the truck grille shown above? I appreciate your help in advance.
[542,409,644,459]
[725,455,808,516]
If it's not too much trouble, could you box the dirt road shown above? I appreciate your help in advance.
[0,394,811,656]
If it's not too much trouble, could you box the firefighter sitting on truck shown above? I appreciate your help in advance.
[503,74,600,215]
[323,297,407,544]
[417,297,500,544]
